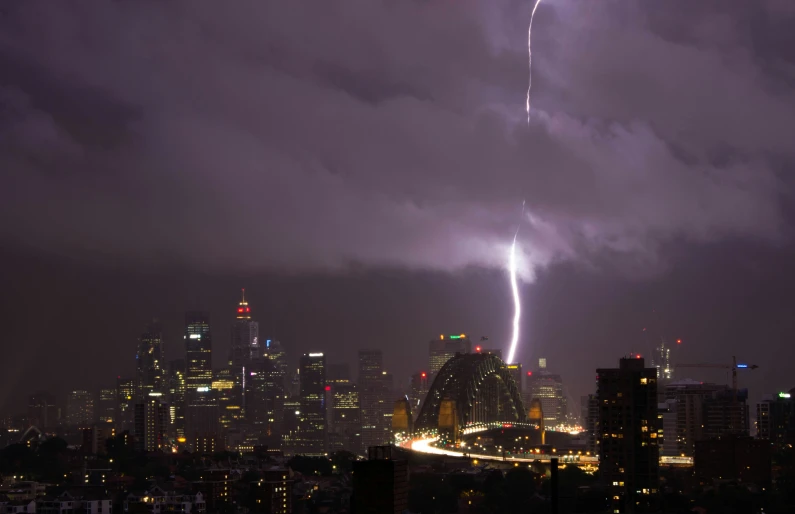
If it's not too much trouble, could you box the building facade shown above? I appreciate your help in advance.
[297,353,326,456]
[597,357,659,513]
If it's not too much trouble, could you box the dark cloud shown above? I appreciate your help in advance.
[0,0,792,282]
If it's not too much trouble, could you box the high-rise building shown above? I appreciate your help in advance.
[98,388,116,424]
[230,289,258,417]
[186,387,222,453]
[526,359,567,426]
[297,353,327,456]
[428,334,472,377]
[328,381,361,454]
[507,363,523,397]
[28,391,57,430]
[185,311,213,392]
[212,368,238,430]
[134,395,169,452]
[67,390,95,427]
[137,320,165,399]
[116,377,136,431]
[167,359,187,440]
[757,389,795,445]
[650,338,674,395]
[663,380,749,457]
[246,356,285,446]
[597,357,659,513]
[582,394,599,455]
[359,350,390,449]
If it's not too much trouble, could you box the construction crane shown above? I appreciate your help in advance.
[677,356,758,394]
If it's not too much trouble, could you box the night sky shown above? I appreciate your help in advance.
[2,1,795,416]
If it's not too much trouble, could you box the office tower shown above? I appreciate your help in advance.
[212,368,237,430]
[597,357,659,513]
[409,372,429,413]
[663,380,749,457]
[116,377,136,431]
[428,334,472,377]
[230,289,258,416]
[136,320,165,399]
[297,353,327,456]
[97,388,116,424]
[282,398,301,455]
[246,356,285,446]
[507,363,523,397]
[757,390,795,445]
[582,394,599,455]
[186,387,222,453]
[657,398,678,457]
[352,446,408,514]
[359,350,390,449]
[328,382,362,454]
[134,395,168,452]
[167,359,187,440]
[67,390,95,427]
[28,391,57,430]
[185,311,213,392]
[526,359,567,426]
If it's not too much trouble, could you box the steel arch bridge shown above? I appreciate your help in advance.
[415,353,526,433]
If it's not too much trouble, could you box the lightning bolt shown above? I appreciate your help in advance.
[506,200,526,365]
[526,0,543,124]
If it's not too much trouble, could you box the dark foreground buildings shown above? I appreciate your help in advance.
[597,356,659,513]
[352,446,408,514]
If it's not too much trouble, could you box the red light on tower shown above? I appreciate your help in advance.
[238,307,243,313]
[676,339,682,344]
[324,385,331,391]
[527,371,533,376]
[421,372,426,378]
[475,346,482,353]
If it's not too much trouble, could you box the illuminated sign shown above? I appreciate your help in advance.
[737,364,749,368]
[196,386,210,392]
[448,334,467,339]
[308,353,324,357]
[507,365,519,370]
[148,392,163,397]
[779,392,791,399]
[266,339,272,347]
[189,334,201,339]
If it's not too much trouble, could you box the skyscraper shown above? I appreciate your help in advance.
[67,390,95,427]
[526,359,567,426]
[116,377,136,431]
[137,320,165,398]
[185,311,213,392]
[167,359,187,440]
[230,289,258,416]
[597,357,659,513]
[409,372,429,413]
[428,334,472,377]
[359,350,390,449]
[297,353,327,456]
[98,388,116,424]
[134,395,169,452]
[650,338,673,388]
[328,381,362,454]
[246,356,285,446]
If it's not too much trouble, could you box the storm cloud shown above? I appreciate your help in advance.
[1,0,792,280]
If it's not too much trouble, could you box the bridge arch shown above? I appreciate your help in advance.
[415,353,526,432]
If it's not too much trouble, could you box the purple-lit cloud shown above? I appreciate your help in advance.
[0,0,792,280]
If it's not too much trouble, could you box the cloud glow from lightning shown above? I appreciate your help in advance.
[506,201,525,364]
[526,0,543,124]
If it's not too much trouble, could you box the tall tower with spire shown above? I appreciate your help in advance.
[230,289,259,417]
